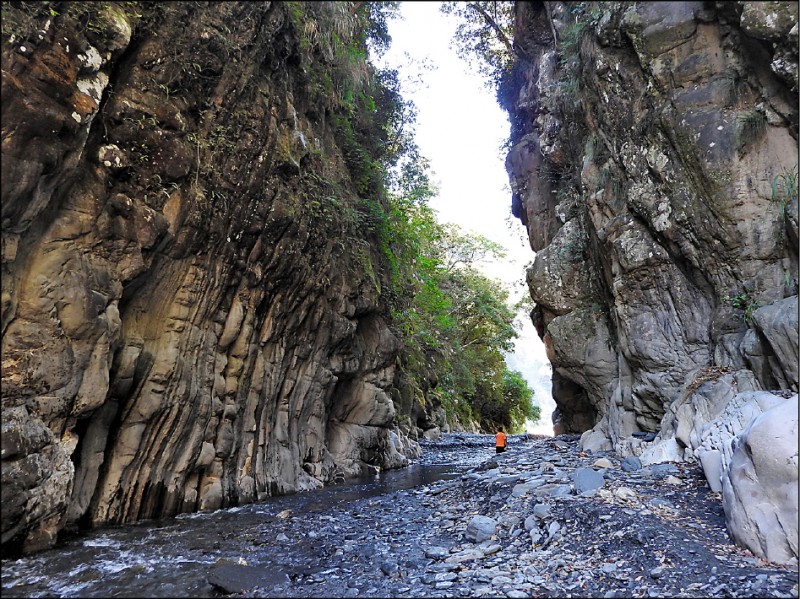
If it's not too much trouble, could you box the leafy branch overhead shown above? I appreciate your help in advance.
[441,1,517,92]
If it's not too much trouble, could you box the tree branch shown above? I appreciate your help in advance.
[543,1,558,46]
[468,2,517,57]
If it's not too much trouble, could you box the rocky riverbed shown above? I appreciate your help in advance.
[3,433,797,598]
[216,433,798,598]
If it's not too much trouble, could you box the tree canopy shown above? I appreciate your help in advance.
[289,1,541,434]
[386,175,539,433]
[440,2,516,93]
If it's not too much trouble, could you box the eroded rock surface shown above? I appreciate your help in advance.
[1,2,419,555]
[722,395,799,565]
[505,1,798,562]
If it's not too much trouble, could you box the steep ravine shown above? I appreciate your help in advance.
[2,0,797,569]
[504,1,798,564]
[1,2,417,556]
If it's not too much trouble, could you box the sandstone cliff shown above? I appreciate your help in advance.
[505,1,798,563]
[1,1,416,555]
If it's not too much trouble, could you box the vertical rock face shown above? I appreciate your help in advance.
[505,0,798,564]
[1,2,411,555]
[506,0,798,447]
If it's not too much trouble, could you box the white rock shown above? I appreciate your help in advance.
[614,486,638,501]
[722,396,798,565]
[639,438,683,465]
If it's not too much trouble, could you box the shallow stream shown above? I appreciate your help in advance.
[2,435,497,598]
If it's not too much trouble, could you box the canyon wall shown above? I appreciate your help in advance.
[1,1,416,556]
[507,0,797,448]
[505,1,797,563]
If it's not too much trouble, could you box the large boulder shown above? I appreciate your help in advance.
[695,390,788,492]
[751,296,799,388]
[721,396,798,565]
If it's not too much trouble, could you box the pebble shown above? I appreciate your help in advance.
[226,433,798,599]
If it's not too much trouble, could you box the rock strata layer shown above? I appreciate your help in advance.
[1,1,417,556]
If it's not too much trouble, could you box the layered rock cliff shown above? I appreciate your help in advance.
[1,1,417,556]
[505,1,798,563]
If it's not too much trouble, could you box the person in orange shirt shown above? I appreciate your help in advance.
[495,429,507,454]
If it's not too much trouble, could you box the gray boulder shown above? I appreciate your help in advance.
[696,391,787,492]
[722,396,798,565]
[465,515,498,543]
[572,467,605,494]
[621,456,642,472]
[751,296,799,388]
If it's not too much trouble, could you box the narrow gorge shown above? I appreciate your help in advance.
[2,0,798,571]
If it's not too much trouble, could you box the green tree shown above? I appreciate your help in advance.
[386,193,539,433]
[293,1,542,435]
[440,1,517,92]
[502,370,539,427]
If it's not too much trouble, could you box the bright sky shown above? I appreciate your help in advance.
[378,2,555,435]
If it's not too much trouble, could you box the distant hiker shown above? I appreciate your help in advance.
[495,429,507,454]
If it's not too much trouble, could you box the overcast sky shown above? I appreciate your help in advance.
[378,2,555,434]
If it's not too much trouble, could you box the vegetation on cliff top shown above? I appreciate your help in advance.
[284,1,538,433]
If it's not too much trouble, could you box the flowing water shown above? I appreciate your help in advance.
[2,436,497,598]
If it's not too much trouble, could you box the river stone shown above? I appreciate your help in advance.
[445,548,486,563]
[581,429,613,453]
[572,467,605,494]
[533,503,551,520]
[434,581,453,589]
[424,546,450,560]
[511,479,546,497]
[699,449,725,493]
[601,563,618,573]
[614,487,638,502]
[621,456,642,472]
[496,474,522,485]
[498,513,521,528]
[640,438,683,465]
[722,396,799,565]
[466,515,498,542]
[208,563,290,593]
[524,515,537,532]
[535,483,572,498]
[646,464,679,475]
